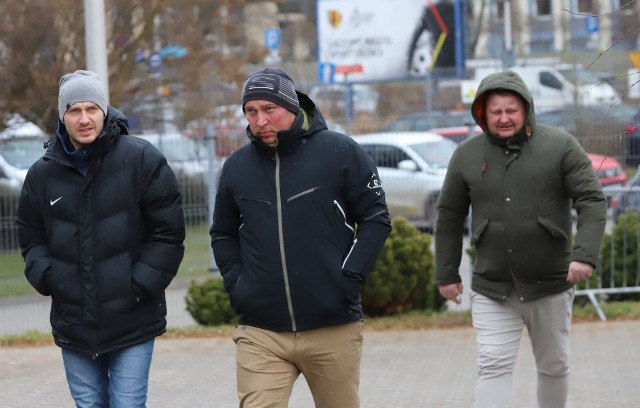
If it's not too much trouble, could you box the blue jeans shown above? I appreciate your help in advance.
[61,338,155,408]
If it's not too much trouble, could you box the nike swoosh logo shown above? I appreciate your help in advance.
[50,197,63,206]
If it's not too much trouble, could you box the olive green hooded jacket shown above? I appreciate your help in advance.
[435,70,607,302]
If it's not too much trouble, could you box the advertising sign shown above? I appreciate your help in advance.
[317,0,459,82]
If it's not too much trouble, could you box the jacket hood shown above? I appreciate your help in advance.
[471,70,536,144]
[246,90,329,153]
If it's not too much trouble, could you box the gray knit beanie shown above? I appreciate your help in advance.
[58,70,108,121]
[241,68,299,114]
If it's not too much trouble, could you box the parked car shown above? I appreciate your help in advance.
[0,137,47,249]
[604,168,640,221]
[134,132,212,223]
[354,132,458,231]
[588,152,626,187]
[429,125,482,144]
[383,110,480,143]
[0,137,48,213]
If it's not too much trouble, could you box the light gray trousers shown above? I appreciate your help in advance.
[470,287,575,408]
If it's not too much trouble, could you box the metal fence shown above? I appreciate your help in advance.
[576,187,640,320]
[2,185,640,334]
[1,100,640,334]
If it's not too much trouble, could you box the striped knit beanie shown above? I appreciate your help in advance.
[241,68,299,114]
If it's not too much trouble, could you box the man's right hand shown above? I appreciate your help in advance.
[438,283,464,304]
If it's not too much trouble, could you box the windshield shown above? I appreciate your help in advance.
[409,139,457,169]
[559,69,601,85]
[0,139,46,169]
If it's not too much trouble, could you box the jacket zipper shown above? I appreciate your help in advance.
[333,200,358,268]
[342,238,358,269]
[333,200,355,234]
[275,153,297,331]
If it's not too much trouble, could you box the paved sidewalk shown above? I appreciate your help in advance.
[0,284,197,337]
[1,320,638,407]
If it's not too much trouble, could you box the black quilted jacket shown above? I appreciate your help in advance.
[16,107,185,357]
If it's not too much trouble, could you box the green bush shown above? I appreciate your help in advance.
[592,210,640,301]
[185,276,237,326]
[362,216,443,316]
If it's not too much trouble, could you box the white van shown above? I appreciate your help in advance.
[461,65,619,110]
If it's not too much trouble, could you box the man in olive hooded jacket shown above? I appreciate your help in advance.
[435,70,606,408]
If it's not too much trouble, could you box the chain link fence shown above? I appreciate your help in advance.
[1,85,639,333]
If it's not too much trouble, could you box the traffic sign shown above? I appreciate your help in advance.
[148,52,162,69]
[264,28,281,51]
[148,52,163,77]
[318,62,336,84]
[586,16,599,33]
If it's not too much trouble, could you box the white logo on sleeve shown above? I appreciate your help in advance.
[50,197,63,206]
[366,173,383,195]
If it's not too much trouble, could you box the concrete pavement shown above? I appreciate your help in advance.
[0,284,197,337]
[3,245,637,407]
[1,320,639,407]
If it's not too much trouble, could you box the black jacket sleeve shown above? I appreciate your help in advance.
[341,143,392,285]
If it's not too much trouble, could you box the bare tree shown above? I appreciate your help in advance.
[0,0,77,131]
[0,0,249,133]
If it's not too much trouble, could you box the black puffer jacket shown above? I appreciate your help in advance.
[210,92,391,332]
[16,107,185,357]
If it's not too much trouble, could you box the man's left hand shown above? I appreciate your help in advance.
[567,261,593,283]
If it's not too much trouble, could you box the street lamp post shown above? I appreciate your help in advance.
[84,0,110,103]
[502,0,514,69]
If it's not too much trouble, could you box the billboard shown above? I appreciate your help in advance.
[317,0,461,82]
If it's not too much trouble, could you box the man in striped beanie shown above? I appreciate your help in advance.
[212,67,391,407]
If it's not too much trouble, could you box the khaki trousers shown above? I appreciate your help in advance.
[232,321,364,408]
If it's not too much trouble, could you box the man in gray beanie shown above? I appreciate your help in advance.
[211,67,391,407]
[17,70,185,407]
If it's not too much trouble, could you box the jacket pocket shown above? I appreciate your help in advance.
[342,271,363,305]
[537,216,569,241]
[229,272,243,313]
[470,218,489,246]
[333,200,355,234]
[238,195,272,206]
[287,186,322,202]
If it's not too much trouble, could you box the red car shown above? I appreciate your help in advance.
[588,153,626,186]
[430,125,482,144]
